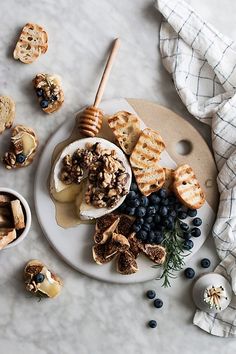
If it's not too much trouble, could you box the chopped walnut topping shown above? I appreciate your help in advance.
[59,143,129,209]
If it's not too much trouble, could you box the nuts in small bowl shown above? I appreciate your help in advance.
[0,187,31,250]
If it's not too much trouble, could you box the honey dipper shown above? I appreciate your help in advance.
[78,38,121,137]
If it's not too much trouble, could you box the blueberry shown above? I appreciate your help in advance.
[174,202,183,211]
[148,231,156,244]
[191,227,201,237]
[146,206,156,216]
[135,218,144,226]
[178,211,187,220]
[139,196,149,207]
[36,88,43,97]
[154,214,161,224]
[143,224,151,232]
[129,198,140,208]
[192,217,202,227]
[201,258,211,268]
[183,232,192,240]
[146,290,156,299]
[16,153,26,164]
[179,222,189,232]
[136,206,146,218]
[187,209,197,217]
[119,203,127,213]
[127,191,137,200]
[169,210,177,218]
[154,298,163,308]
[145,216,153,224]
[161,198,169,206]
[34,273,45,283]
[148,320,157,328]
[126,207,136,216]
[149,194,161,205]
[40,99,49,108]
[130,182,138,192]
[159,206,168,217]
[133,224,141,233]
[168,195,177,205]
[137,230,148,241]
[183,239,194,250]
[51,94,58,101]
[184,267,195,279]
[157,188,168,199]
[150,222,156,230]
[155,231,164,244]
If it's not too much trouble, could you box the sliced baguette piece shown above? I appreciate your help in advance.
[0,229,16,250]
[163,167,174,190]
[130,128,165,168]
[108,111,141,155]
[11,199,25,229]
[0,96,15,134]
[172,164,206,209]
[133,164,165,196]
[0,194,11,205]
[13,23,48,64]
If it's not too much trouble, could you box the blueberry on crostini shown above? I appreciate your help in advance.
[183,239,194,250]
[146,290,156,299]
[191,227,201,237]
[187,208,197,217]
[36,88,43,97]
[184,267,195,279]
[33,273,45,283]
[148,320,157,328]
[201,258,211,268]
[192,217,202,227]
[154,298,163,308]
[40,99,49,108]
[16,153,26,164]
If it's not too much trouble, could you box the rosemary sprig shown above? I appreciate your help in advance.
[153,221,189,287]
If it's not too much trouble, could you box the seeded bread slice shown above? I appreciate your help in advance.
[172,164,206,209]
[0,96,15,134]
[130,128,165,168]
[108,111,141,155]
[13,23,48,64]
[132,164,165,196]
[0,229,16,250]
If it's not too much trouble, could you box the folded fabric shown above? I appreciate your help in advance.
[155,0,236,337]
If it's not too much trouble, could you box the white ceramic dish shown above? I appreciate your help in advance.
[34,98,215,284]
[0,187,31,249]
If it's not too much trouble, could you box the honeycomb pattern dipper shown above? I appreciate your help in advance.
[78,38,120,137]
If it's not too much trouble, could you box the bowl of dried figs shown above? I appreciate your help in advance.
[0,187,31,250]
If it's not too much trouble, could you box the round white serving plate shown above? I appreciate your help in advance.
[34,98,216,284]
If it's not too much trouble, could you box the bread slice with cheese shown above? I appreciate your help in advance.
[130,128,165,168]
[0,96,15,134]
[172,164,206,209]
[108,111,141,155]
[13,23,48,64]
[133,164,165,196]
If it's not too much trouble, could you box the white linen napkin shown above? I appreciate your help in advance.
[155,0,236,337]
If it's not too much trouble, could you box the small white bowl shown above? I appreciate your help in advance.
[0,187,31,249]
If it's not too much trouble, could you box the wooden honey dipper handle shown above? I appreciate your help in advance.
[93,38,121,108]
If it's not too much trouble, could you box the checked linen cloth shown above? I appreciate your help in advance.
[155,0,236,337]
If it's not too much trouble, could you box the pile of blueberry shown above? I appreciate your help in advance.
[36,88,57,109]
[119,181,202,249]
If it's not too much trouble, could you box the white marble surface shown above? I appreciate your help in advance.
[0,0,236,353]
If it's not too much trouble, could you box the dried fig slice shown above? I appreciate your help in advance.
[142,244,166,265]
[92,244,116,265]
[115,214,134,237]
[116,251,138,275]
[94,214,120,244]
[105,233,130,258]
[127,232,143,258]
